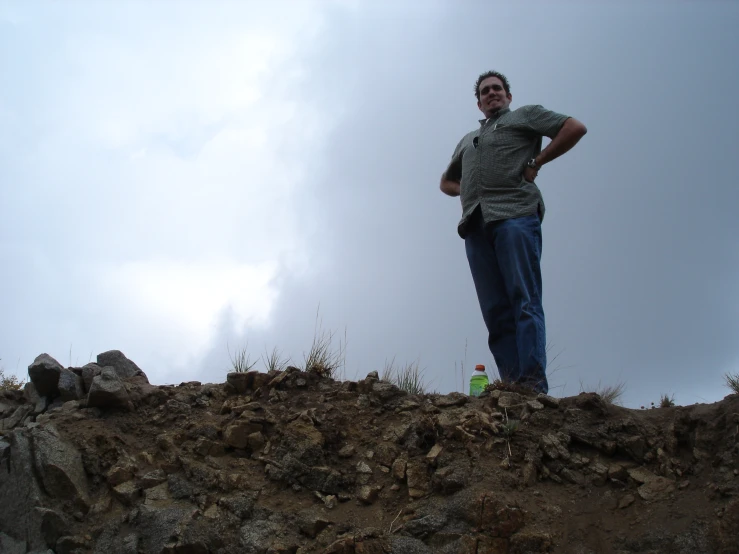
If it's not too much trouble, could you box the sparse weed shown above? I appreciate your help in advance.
[382,357,428,395]
[262,347,290,373]
[303,310,346,379]
[0,360,25,391]
[501,419,519,439]
[579,379,626,405]
[659,393,676,408]
[227,342,258,373]
[454,339,469,394]
[724,372,739,394]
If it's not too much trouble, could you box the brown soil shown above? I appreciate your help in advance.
[1,362,738,553]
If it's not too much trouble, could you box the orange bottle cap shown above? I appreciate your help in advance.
[475,364,485,371]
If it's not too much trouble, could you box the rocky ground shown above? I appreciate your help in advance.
[1,351,738,554]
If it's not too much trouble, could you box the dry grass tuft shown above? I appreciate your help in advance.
[262,347,290,374]
[724,372,739,394]
[382,357,428,395]
[303,310,346,379]
[659,393,676,408]
[227,343,258,373]
[579,379,626,406]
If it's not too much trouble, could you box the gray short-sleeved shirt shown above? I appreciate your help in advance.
[445,104,570,238]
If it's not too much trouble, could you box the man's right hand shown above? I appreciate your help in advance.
[440,173,461,197]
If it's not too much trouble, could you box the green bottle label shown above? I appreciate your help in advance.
[470,374,489,397]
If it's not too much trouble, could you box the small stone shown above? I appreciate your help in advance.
[144,482,170,503]
[112,481,139,506]
[323,495,337,509]
[392,455,407,480]
[526,399,544,411]
[426,444,443,463]
[338,445,355,458]
[498,392,523,408]
[679,480,691,489]
[390,484,400,491]
[224,419,263,448]
[247,432,266,451]
[138,469,166,489]
[618,494,636,509]
[357,486,378,504]
[356,461,372,474]
[434,392,468,408]
[231,402,263,415]
[406,460,429,497]
[107,462,136,486]
[522,462,537,486]
[536,393,560,408]
[299,516,330,538]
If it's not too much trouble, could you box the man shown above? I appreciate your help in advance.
[440,71,587,394]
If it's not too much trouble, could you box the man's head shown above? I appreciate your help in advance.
[475,70,512,118]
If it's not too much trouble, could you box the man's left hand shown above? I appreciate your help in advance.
[523,166,539,183]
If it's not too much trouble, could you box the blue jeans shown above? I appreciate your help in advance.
[464,207,548,393]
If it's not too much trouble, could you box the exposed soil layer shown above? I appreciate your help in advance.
[1,352,738,553]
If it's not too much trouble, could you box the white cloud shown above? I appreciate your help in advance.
[98,259,279,367]
[0,1,341,377]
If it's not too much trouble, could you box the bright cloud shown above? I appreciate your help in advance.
[0,1,339,378]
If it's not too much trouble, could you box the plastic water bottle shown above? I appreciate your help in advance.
[469,364,489,397]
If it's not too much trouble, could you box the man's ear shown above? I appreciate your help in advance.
[507,93,512,102]
[477,100,483,111]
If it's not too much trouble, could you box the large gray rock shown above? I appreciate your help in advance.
[389,536,433,553]
[130,503,195,553]
[24,382,48,414]
[0,430,47,551]
[31,425,89,510]
[96,350,148,382]
[80,363,102,392]
[36,507,68,548]
[93,521,138,554]
[0,532,27,554]
[57,368,84,402]
[0,404,32,431]
[86,367,134,410]
[28,354,63,397]
[0,401,13,418]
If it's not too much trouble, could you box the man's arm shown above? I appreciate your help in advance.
[536,117,587,167]
[524,117,587,181]
[440,171,461,197]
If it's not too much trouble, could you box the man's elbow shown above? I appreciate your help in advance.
[570,118,587,137]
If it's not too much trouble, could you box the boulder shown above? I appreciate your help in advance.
[36,507,68,548]
[28,354,63,397]
[96,350,148,382]
[86,367,134,410]
[23,382,47,414]
[57,368,84,402]
[0,404,32,431]
[0,532,26,554]
[80,363,102,392]
[0,430,47,551]
[31,425,88,510]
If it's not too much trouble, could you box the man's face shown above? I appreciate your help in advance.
[477,76,512,117]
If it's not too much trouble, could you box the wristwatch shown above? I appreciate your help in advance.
[526,158,541,170]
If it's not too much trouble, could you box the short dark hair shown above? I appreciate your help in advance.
[474,71,511,100]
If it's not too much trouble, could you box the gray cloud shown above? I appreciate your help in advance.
[3,1,738,410]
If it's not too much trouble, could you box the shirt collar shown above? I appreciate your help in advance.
[478,106,511,126]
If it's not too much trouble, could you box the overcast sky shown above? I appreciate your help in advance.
[2,0,738,409]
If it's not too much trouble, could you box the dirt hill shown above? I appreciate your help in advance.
[1,351,738,554]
